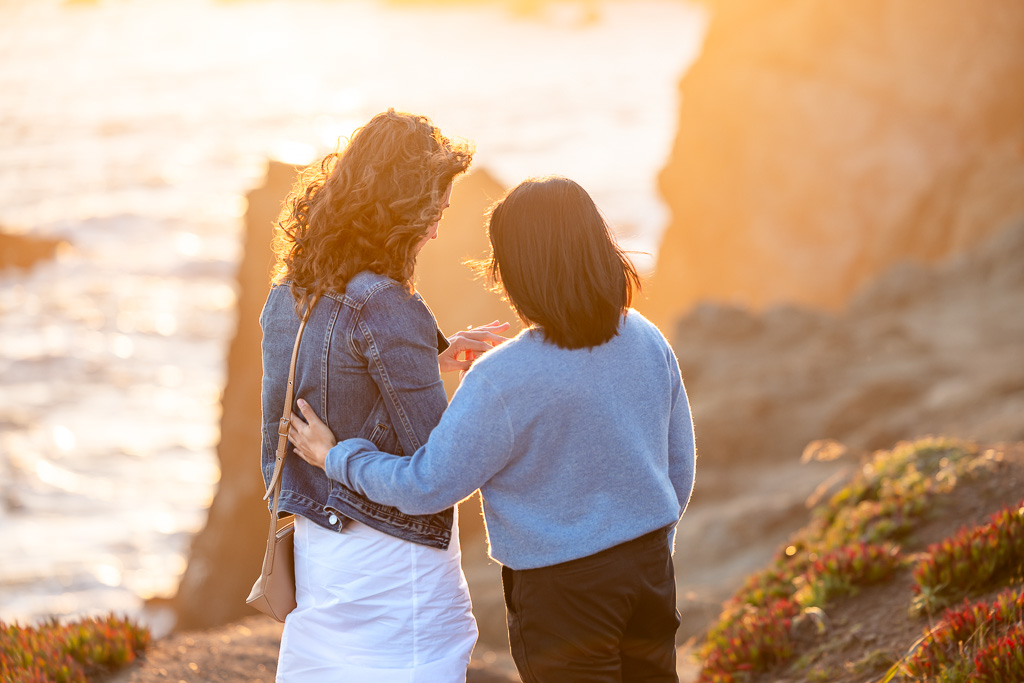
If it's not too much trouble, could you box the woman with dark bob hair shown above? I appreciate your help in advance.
[261,109,506,681]
[290,175,697,682]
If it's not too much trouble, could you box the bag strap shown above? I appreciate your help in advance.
[260,296,316,573]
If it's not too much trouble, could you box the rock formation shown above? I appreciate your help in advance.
[668,218,1024,636]
[643,0,1024,331]
[414,168,520,399]
[675,215,1024,472]
[171,161,299,630]
[0,231,66,272]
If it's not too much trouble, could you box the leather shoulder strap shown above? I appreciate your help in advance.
[262,296,317,527]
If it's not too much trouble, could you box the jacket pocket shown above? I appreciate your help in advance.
[358,395,404,456]
[368,422,389,446]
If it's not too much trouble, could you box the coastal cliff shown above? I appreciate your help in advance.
[675,217,1024,472]
[643,0,1024,330]
[171,161,298,630]
[0,231,66,272]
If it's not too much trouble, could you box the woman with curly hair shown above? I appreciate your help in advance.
[260,109,506,681]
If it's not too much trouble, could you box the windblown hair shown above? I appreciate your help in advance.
[485,176,641,349]
[271,109,473,310]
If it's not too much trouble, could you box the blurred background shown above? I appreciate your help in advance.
[1,0,1023,675]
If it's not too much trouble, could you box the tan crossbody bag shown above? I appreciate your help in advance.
[245,300,315,622]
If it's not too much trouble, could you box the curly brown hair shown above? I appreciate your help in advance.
[271,109,473,311]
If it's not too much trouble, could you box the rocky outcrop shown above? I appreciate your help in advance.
[414,168,519,399]
[674,218,1024,472]
[643,0,1024,331]
[171,161,299,630]
[667,219,1024,635]
[0,231,66,271]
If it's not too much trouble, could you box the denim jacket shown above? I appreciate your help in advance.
[259,271,453,549]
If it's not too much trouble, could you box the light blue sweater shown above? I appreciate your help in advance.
[326,310,696,570]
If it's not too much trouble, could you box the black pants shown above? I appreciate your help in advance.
[501,527,680,683]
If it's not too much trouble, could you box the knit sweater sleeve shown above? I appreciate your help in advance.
[324,369,515,515]
[666,344,696,518]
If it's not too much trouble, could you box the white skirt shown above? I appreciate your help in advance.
[276,512,477,683]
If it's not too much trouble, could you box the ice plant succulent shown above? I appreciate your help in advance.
[0,615,149,683]
[894,588,1024,682]
[696,438,983,681]
[698,598,801,683]
[794,542,902,608]
[912,500,1024,611]
[973,620,1024,683]
[698,541,903,678]
[809,439,975,552]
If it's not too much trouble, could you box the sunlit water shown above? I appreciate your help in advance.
[0,0,705,626]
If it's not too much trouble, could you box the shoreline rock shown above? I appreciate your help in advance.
[170,161,299,631]
[643,0,1024,330]
[675,218,1024,472]
[0,231,67,272]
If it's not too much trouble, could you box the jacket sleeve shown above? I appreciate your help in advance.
[353,284,449,458]
[325,370,515,515]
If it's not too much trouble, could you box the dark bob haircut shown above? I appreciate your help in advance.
[486,176,641,349]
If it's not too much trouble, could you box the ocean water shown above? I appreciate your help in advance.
[0,0,705,626]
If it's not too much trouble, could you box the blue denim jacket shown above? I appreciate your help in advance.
[259,271,453,549]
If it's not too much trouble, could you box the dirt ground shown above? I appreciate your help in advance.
[104,615,523,683]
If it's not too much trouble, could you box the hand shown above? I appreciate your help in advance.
[288,399,337,470]
[438,320,510,374]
